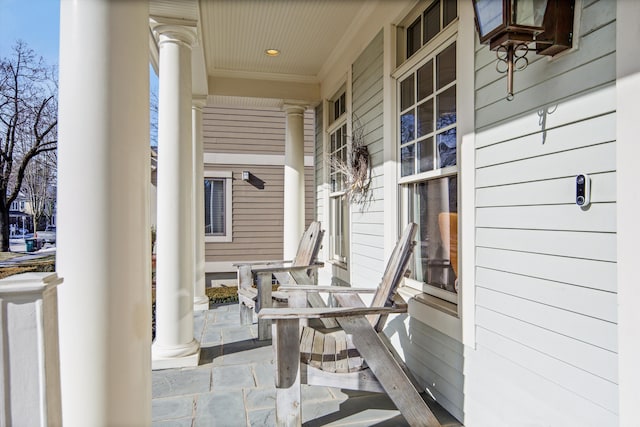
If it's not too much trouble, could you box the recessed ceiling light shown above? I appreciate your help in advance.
[265,49,280,57]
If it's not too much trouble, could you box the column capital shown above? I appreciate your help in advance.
[154,24,197,48]
[282,102,308,116]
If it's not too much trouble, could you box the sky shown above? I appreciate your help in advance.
[1,0,159,145]
[0,0,60,66]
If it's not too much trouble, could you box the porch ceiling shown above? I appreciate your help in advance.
[151,0,373,105]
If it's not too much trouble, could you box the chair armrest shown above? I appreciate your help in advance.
[250,262,324,274]
[277,285,377,293]
[233,260,294,268]
[258,305,407,320]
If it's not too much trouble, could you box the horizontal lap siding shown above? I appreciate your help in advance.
[203,105,315,267]
[203,105,314,156]
[398,317,465,421]
[467,1,618,425]
[350,30,386,288]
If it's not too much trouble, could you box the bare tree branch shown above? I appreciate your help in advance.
[0,41,57,250]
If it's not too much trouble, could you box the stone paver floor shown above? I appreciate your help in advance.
[152,303,461,427]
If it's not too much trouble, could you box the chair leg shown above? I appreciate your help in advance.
[238,264,254,326]
[239,302,253,325]
[256,272,273,340]
[273,319,301,427]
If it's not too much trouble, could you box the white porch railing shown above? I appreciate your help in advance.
[0,272,63,426]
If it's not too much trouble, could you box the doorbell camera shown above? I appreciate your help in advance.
[576,174,590,208]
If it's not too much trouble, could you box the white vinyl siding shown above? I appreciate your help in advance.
[465,0,618,425]
[350,30,386,288]
[386,315,464,421]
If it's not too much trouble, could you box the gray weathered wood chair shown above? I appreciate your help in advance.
[236,221,332,340]
[259,222,441,427]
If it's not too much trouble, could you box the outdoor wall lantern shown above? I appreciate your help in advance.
[472,0,575,100]
[242,171,250,181]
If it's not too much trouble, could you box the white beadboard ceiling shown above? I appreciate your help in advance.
[150,0,371,103]
[199,0,367,80]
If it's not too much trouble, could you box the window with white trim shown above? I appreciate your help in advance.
[328,89,349,265]
[204,171,232,242]
[397,0,459,304]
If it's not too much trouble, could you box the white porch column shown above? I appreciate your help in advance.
[57,0,151,425]
[193,97,209,311]
[617,0,640,424]
[151,24,200,369]
[283,104,306,259]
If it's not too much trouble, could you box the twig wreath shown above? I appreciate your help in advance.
[327,117,371,204]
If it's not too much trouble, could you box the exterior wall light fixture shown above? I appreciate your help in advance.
[472,0,575,100]
[242,171,250,181]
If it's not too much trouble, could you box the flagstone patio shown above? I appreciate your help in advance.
[151,303,461,427]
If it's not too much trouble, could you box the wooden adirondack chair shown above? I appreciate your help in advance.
[259,223,442,427]
[236,221,333,340]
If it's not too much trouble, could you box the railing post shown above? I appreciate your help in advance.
[0,272,63,426]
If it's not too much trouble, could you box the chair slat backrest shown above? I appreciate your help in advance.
[292,221,324,267]
[368,222,417,332]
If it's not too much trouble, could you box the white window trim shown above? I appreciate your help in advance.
[391,0,475,345]
[397,35,459,302]
[327,85,351,266]
[457,0,477,349]
[204,170,232,243]
[322,79,353,272]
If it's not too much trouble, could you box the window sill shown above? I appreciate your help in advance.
[412,293,458,318]
[205,235,232,243]
[326,259,348,270]
[398,284,462,342]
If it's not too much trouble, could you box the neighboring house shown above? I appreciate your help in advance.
[201,104,316,273]
[50,1,640,426]
[9,193,30,235]
[10,189,57,234]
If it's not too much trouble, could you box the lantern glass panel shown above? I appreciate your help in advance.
[512,0,547,28]
[473,0,504,38]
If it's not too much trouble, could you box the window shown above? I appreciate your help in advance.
[205,179,225,235]
[329,123,347,193]
[404,177,458,300]
[330,92,346,124]
[404,0,457,60]
[204,171,232,242]
[398,0,459,304]
[328,90,349,265]
[400,42,456,177]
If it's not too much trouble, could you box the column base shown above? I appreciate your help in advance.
[151,339,201,370]
[193,295,210,311]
